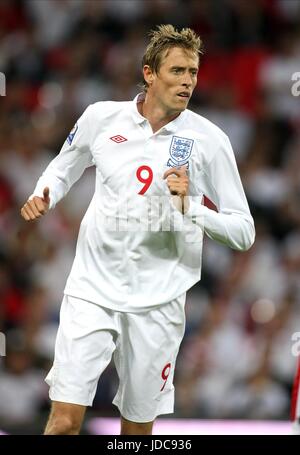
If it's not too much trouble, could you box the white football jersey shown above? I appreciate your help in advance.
[32,93,255,312]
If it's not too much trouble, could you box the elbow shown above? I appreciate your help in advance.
[241,233,255,252]
[236,220,256,252]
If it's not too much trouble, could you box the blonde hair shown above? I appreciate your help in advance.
[141,24,203,91]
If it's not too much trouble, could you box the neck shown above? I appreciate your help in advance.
[139,94,180,133]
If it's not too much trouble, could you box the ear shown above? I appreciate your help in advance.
[143,65,154,86]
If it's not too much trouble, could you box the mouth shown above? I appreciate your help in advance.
[177,92,190,99]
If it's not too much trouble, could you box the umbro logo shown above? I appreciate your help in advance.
[110,135,127,143]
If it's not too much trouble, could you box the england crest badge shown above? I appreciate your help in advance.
[167,135,194,168]
[67,123,78,145]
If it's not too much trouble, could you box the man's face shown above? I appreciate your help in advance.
[145,46,199,115]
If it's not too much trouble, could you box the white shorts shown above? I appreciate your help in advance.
[45,293,186,423]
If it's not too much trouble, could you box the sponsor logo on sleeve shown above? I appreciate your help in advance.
[67,123,78,145]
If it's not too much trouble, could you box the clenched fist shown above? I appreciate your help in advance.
[20,187,50,221]
[163,165,189,214]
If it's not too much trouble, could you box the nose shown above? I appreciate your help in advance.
[181,73,193,88]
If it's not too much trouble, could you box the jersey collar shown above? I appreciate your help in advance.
[131,93,187,134]
[131,93,147,125]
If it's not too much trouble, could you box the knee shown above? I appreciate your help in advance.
[44,415,81,435]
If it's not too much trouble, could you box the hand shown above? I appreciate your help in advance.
[163,165,189,214]
[163,165,189,197]
[20,187,50,221]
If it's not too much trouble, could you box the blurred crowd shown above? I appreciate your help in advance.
[0,0,300,434]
